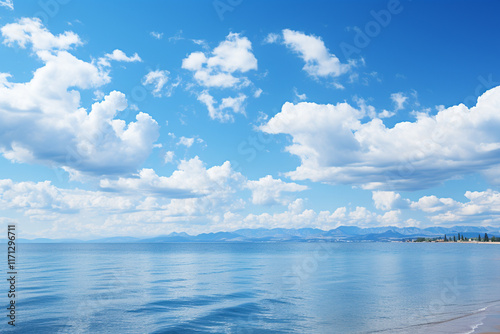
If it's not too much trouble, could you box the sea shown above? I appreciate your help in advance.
[3,242,500,333]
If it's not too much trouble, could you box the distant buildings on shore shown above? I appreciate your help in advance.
[411,233,498,243]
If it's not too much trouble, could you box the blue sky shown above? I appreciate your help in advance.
[1,0,500,239]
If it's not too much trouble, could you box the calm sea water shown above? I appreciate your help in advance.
[3,243,500,333]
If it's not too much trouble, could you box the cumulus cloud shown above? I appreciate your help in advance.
[164,151,175,164]
[177,136,195,148]
[98,49,142,67]
[2,17,81,51]
[372,191,409,211]
[0,157,246,238]
[377,210,401,225]
[378,109,396,119]
[410,195,458,213]
[0,19,159,177]
[197,91,247,122]
[246,175,307,205]
[220,201,407,232]
[142,69,171,97]
[385,189,500,226]
[0,179,134,213]
[182,32,257,122]
[100,157,244,198]
[282,29,351,78]
[260,86,500,190]
[391,92,408,111]
[264,32,280,44]
[182,32,257,88]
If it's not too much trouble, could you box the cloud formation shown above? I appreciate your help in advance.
[247,175,307,205]
[100,157,244,197]
[142,69,170,97]
[261,86,500,190]
[376,189,500,226]
[2,17,81,51]
[282,29,352,78]
[98,49,142,67]
[372,191,409,211]
[197,91,247,122]
[182,32,257,88]
[0,19,159,177]
[0,0,13,10]
[391,92,407,111]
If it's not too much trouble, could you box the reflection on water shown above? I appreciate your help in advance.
[4,243,500,333]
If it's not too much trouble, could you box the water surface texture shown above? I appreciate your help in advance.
[6,243,500,333]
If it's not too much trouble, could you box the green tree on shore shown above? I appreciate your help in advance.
[444,234,448,242]
[478,234,481,242]
[484,233,489,242]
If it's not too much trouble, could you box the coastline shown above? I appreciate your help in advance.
[419,302,500,334]
[475,304,500,333]
[412,241,500,244]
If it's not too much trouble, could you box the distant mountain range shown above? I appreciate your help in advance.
[13,225,500,243]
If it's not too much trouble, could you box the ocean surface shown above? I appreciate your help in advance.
[3,242,500,333]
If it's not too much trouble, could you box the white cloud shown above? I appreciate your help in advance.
[169,30,184,42]
[100,157,244,198]
[282,29,351,78]
[0,0,13,10]
[221,202,400,231]
[2,17,81,51]
[260,86,500,190]
[0,157,247,238]
[293,87,307,101]
[378,109,396,118]
[254,88,263,98]
[410,195,458,213]
[0,179,134,213]
[0,20,159,177]
[183,33,257,122]
[348,206,377,224]
[401,189,500,226]
[177,136,195,148]
[182,32,257,88]
[192,39,209,48]
[164,151,175,164]
[197,91,247,122]
[391,92,408,111]
[377,210,401,225]
[246,175,307,205]
[142,69,170,97]
[264,32,279,44]
[150,31,163,40]
[353,96,377,119]
[98,49,142,67]
[372,191,409,211]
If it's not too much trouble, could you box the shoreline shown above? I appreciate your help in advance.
[411,241,500,244]
[475,306,500,333]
